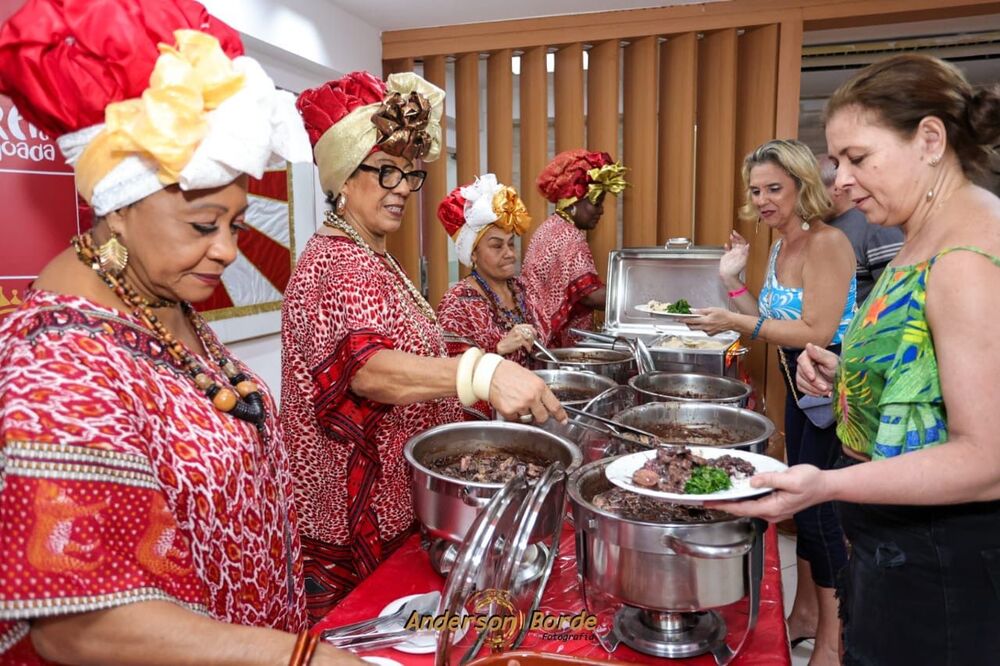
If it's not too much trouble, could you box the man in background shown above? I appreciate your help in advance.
[818,153,904,305]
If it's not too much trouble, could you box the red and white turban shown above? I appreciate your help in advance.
[437,174,531,267]
[0,0,311,216]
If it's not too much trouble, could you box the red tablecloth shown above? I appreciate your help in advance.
[315,526,791,666]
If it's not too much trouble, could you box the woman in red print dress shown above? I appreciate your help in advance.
[282,74,565,621]
[0,1,361,665]
[437,174,550,368]
[521,149,628,347]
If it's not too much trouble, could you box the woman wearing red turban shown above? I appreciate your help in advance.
[282,74,565,621]
[521,149,627,346]
[0,1,360,664]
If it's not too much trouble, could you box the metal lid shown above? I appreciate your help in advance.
[434,462,568,664]
[603,245,734,338]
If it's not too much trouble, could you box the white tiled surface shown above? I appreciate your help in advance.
[778,533,815,666]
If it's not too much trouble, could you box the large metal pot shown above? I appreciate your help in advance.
[569,457,759,611]
[629,371,752,407]
[404,422,581,544]
[532,347,636,384]
[613,402,774,455]
[533,369,619,408]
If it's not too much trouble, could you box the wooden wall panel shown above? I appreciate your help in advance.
[455,53,481,278]
[382,0,999,58]
[421,55,449,306]
[585,40,620,283]
[487,50,514,184]
[382,58,421,284]
[554,44,585,153]
[734,24,782,430]
[694,29,738,247]
[775,18,804,139]
[657,33,698,245]
[519,46,549,255]
[622,36,658,248]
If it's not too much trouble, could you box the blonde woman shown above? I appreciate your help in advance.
[687,139,855,666]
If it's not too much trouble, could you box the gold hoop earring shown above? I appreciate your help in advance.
[97,233,129,274]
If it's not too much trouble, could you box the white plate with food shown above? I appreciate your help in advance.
[604,445,786,504]
[635,301,700,319]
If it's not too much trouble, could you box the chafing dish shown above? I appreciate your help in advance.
[629,372,752,407]
[533,369,618,408]
[531,347,635,384]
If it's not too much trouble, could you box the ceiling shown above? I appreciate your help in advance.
[328,0,723,32]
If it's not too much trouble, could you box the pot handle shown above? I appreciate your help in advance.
[460,486,492,508]
[662,534,753,559]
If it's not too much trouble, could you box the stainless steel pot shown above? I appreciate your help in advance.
[613,402,774,455]
[404,422,581,544]
[532,347,636,384]
[569,457,759,611]
[533,369,619,408]
[629,371,752,407]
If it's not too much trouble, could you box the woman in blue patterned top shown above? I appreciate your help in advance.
[688,139,856,666]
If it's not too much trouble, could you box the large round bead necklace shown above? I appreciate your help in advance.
[72,232,266,429]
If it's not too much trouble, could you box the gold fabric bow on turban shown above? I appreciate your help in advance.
[585,161,629,204]
[75,30,244,203]
[491,186,531,236]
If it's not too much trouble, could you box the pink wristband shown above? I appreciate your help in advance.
[728,286,749,298]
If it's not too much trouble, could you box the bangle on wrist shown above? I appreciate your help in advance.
[289,631,319,666]
[751,315,766,340]
[728,286,748,299]
[472,353,505,402]
[456,347,484,406]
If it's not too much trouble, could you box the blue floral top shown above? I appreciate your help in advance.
[758,239,856,345]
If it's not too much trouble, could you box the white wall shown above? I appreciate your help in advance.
[199,1,383,400]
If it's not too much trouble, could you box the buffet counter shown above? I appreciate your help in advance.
[315,524,791,665]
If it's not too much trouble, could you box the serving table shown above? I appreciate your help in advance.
[315,524,791,665]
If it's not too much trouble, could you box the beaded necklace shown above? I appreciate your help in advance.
[470,270,528,331]
[323,210,445,357]
[72,232,266,430]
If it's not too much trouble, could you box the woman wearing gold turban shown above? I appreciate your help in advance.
[282,73,564,620]
[437,175,549,370]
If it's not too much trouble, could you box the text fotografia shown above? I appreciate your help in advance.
[405,610,598,634]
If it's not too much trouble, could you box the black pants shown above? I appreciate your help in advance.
[781,347,848,588]
[836,478,1000,665]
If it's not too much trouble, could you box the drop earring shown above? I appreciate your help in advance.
[336,193,348,217]
[755,219,760,236]
[801,220,811,231]
[926,189,934,202]
[97,232,129,274]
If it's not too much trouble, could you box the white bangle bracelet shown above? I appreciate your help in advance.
[456,347,484,406]
[472,353,505,402]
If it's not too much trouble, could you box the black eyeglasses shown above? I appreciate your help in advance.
[356,164,427,191]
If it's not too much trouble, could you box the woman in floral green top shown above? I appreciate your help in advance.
[719,54,1000,666]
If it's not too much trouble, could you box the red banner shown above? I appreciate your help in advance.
[0,95,80,319]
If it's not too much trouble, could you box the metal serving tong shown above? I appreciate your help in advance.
[532,338,561,363]
[320,590,440,643]
[562,405,672,448]
[568,328,656,375]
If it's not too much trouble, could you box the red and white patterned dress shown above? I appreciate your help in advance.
[437,277,550,368]
[0,291,305,663]
[521,214,604,347]
[281,235,463,622]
